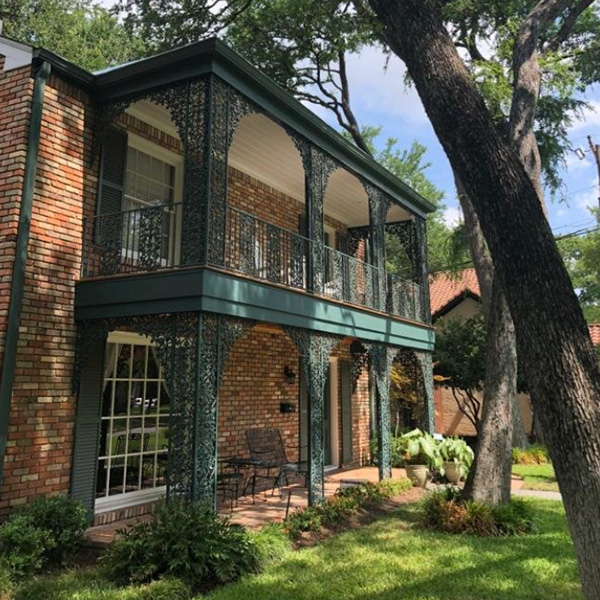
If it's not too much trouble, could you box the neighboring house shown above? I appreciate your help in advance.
[430,269,600,439]
[429,269,533,438]
[0,37,435,525]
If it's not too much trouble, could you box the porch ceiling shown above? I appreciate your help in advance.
[126,103,411,228]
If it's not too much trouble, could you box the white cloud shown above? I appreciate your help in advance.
[574,184,599,211]
[569,99,600,133]
[564,151,594,172]
[442,206,462,228]
[344,47,427,124]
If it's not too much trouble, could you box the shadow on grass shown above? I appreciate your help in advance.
[208,499,580,600]
[16,500,580,600]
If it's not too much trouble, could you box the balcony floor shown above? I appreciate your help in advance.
[85,466,408,547]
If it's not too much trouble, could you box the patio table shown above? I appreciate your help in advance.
[220,456,269,504]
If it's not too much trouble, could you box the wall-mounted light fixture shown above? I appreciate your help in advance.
[284,365,296,384]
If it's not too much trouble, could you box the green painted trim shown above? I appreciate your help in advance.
[75,269,435,351]
[0,61,51,497]
[31,40,434,218]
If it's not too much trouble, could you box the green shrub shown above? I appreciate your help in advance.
[15,569,193,600]
[134,577,193,600]
[285,478,413,539]
[422,488,536,537]
[0,562,14,600]
[250,524,291,568]
[101,502,260,592]
[284,506,323,540]
[16,496,88,565]
[0,495,88,579]
[493,498,537,535]
[512,444,550,464]
[462,500,497,536]
[0,514,52,579]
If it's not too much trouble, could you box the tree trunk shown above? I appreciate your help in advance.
[456,177,521,502]
[512,397,530,449]
[463,278,515,505]
[369,2,600,596]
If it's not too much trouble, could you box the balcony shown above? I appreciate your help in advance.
[81,203,425,323]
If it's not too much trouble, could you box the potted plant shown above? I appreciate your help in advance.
[438,436,474,484]
[398,429,442,488]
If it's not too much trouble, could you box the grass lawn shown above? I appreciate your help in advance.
[16,499,580,600]
[513,464,558,492]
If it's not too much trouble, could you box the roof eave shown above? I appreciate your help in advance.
[31,39,436,217]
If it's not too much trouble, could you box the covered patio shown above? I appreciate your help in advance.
[85,466,409,547]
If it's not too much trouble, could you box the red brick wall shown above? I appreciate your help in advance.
[219,326,301,462]
[219,328,372,468]
[1,90,373,514]
[0,74,93,514]
[0,65,33,387]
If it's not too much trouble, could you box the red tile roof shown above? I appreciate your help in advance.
[429,268,600,345]
[589,323,600,345]
[429,268,480,317]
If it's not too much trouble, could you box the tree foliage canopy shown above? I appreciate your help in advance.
[559,226,600,323]
[439,0,600,191]
[0,0,144,71]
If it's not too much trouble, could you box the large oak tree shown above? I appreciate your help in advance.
[367,0,600,596]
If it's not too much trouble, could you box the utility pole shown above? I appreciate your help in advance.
[587,135,600,212]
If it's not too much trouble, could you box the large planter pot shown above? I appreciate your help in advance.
[405,464,429,488]
[444,461,462,484]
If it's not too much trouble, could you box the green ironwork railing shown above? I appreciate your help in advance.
[81,203,425,323]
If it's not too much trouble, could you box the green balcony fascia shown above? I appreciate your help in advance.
[75,268,434,352]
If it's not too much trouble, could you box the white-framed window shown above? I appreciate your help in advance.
[95,332,170,512]
[121,136,183,267]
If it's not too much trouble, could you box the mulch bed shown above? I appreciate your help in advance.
[292,486,425,549]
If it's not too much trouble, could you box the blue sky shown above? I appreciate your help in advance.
[334,46,600,235]
[99,0,600,235]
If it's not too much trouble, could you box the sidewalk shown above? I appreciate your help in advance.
[512,489,562,501]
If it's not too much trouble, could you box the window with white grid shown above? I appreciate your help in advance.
[122,147,176,264]
[96,333,170,506]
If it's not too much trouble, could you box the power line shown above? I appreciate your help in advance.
[430,225,600,274]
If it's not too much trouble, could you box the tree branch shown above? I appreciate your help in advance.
[545,0,596,51]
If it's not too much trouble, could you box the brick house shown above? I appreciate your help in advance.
[0,36,435,524]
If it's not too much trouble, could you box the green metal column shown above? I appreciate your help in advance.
[366,343,395,480]
[285,327,340,505]
[366,186,390,313]
[416,351,435,434]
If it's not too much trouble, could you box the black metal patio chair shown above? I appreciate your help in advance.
[245,427,308,498]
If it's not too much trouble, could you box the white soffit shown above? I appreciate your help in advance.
[126,103,411,228]
[0,36,32,72]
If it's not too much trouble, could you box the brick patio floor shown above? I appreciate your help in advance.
[85,466,408,547]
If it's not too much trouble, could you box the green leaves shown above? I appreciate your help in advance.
[1,0,145,71]
[434,315,487,392]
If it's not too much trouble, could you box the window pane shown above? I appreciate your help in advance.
[125,456,141,492]
[116,344,131,378]
[147,349,160,379]
[111,419,128,457]
[108,461,125,496]
[113,382,129,417]
[131,345,147,379]
[141,455,156,489]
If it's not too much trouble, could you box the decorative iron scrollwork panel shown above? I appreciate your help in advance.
[364,343,399,480]
[307,148,338,294]
[284,327,341,504]
[365,185,391,312]
[415,351,435,434]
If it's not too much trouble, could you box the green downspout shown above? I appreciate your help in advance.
[0,61,51,498]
